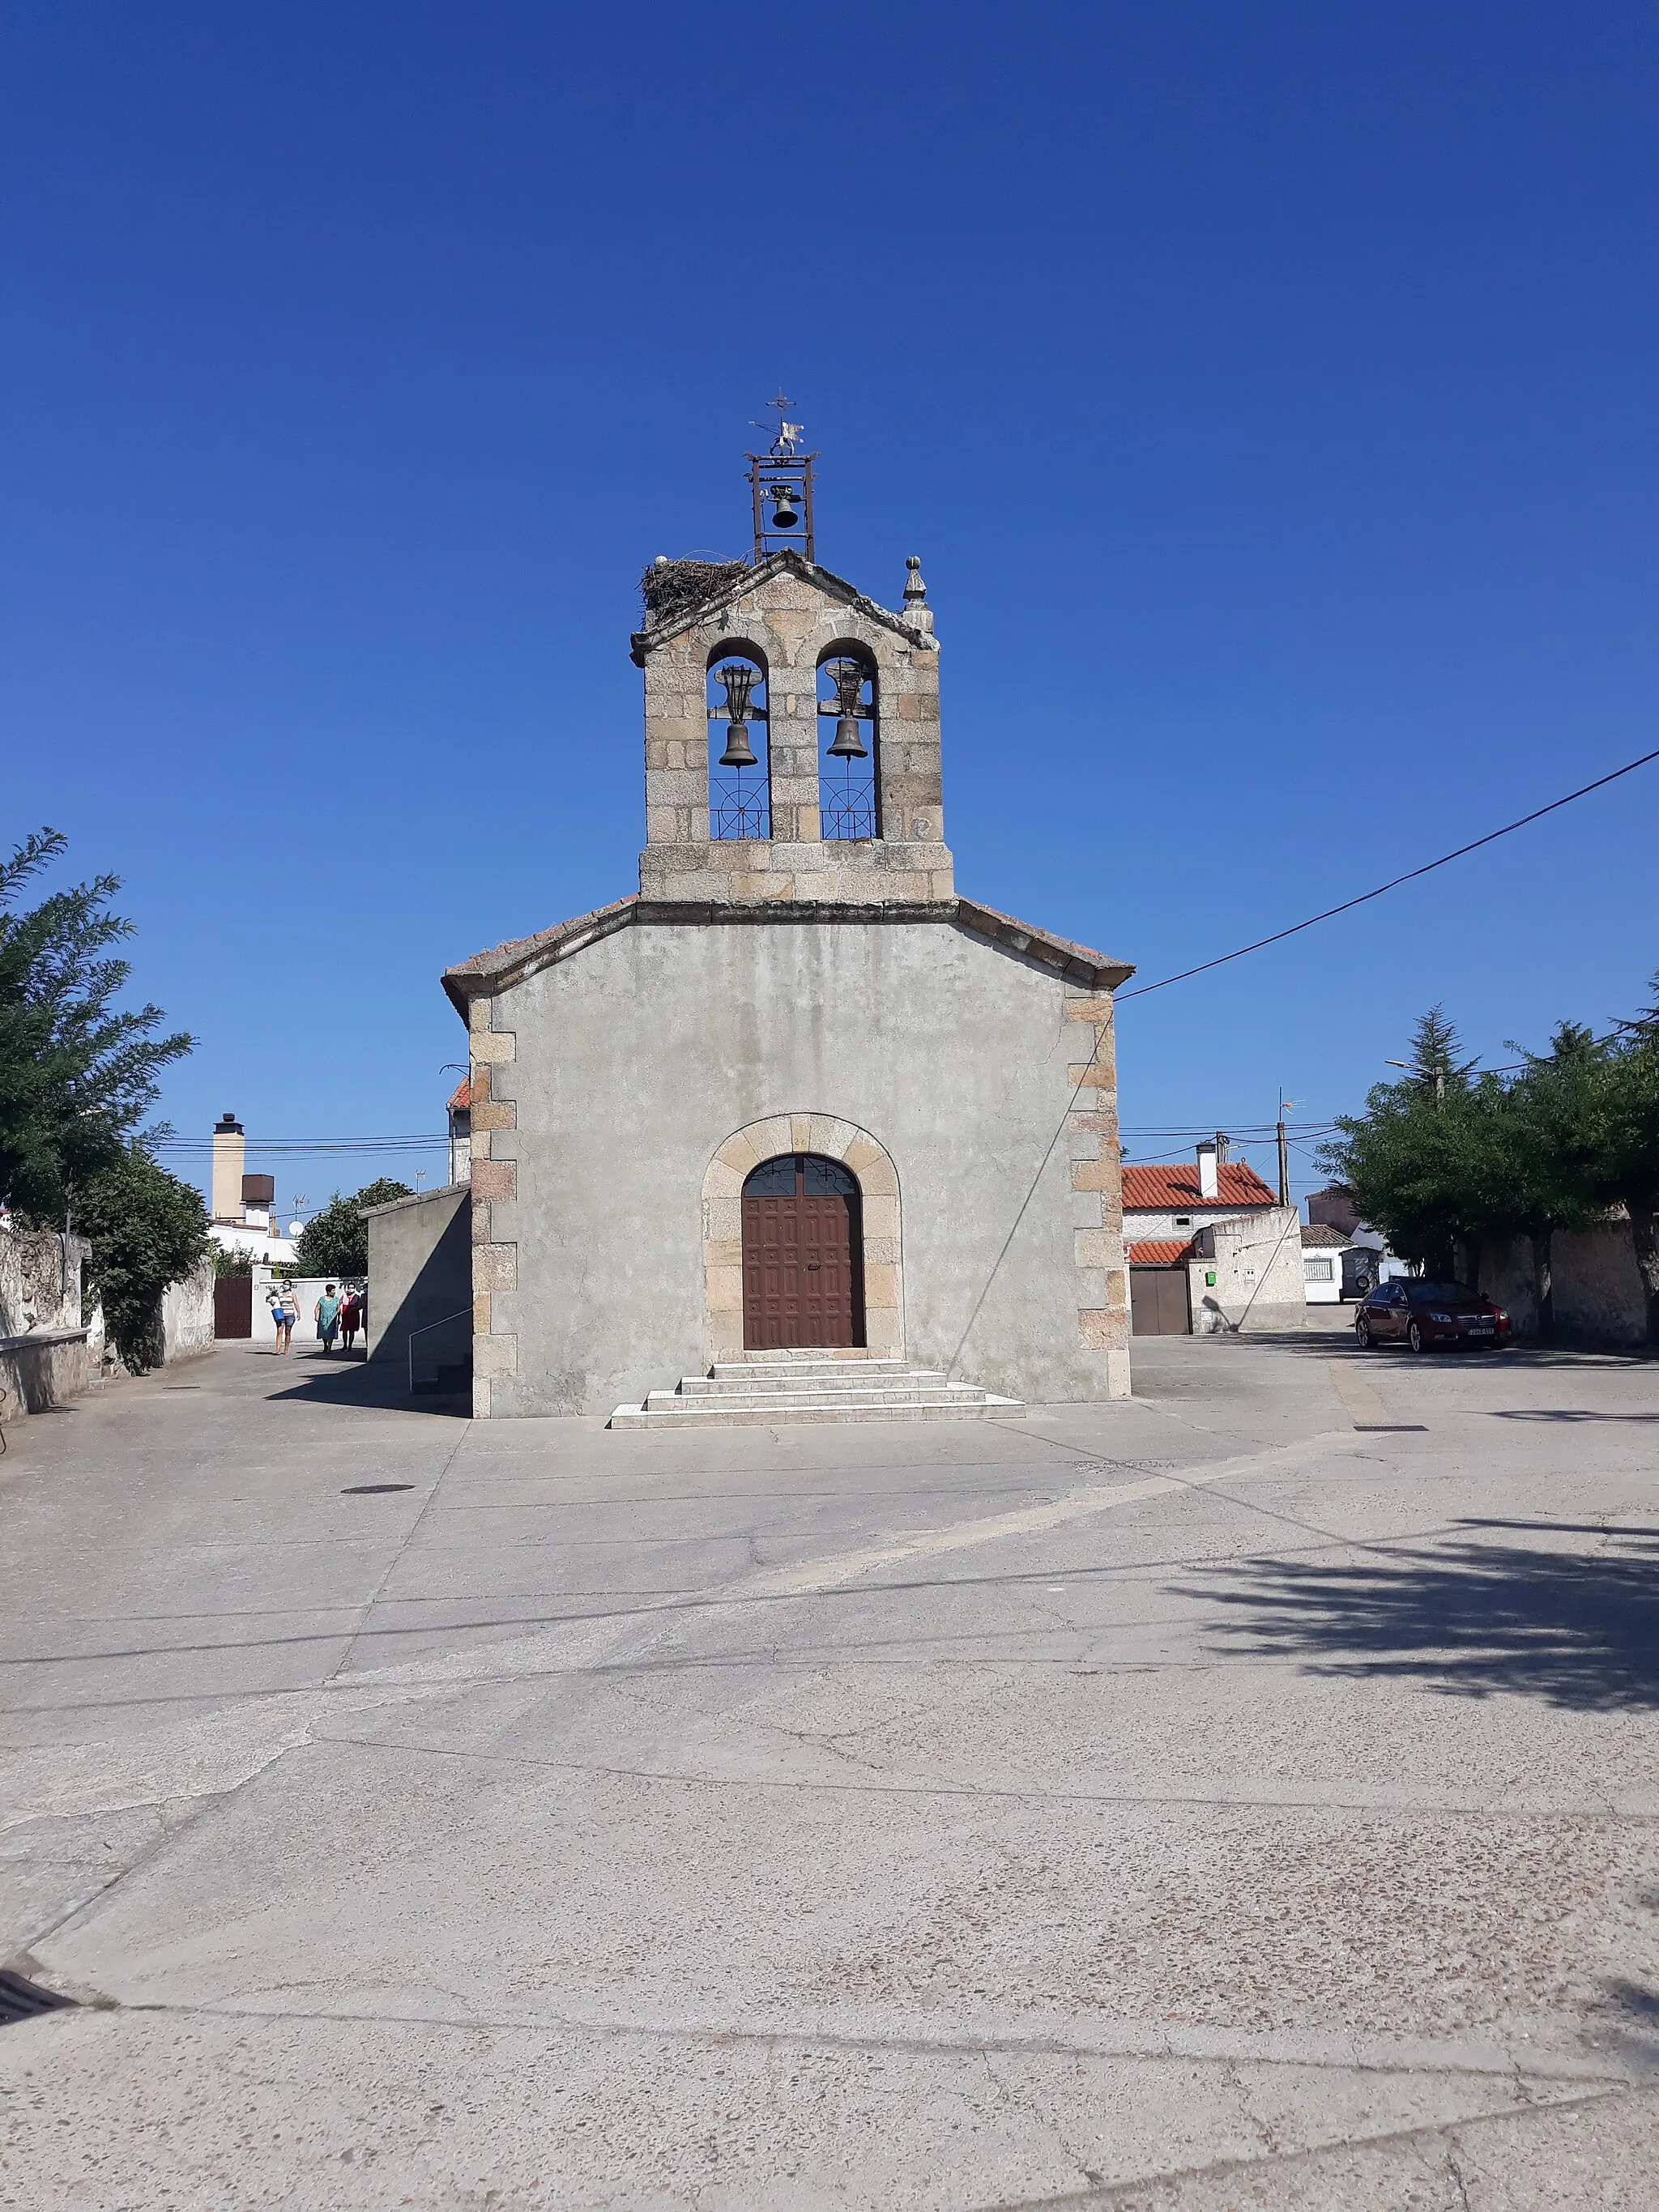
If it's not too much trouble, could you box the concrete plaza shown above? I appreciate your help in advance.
[2,1329,1658,2207]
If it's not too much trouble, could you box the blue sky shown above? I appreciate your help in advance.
[4,2,1656,1215]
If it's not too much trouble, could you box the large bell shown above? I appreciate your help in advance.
[716,662,759,766]
[770,492,799,531]
[827,714,867,758]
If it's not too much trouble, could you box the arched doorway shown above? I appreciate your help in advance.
[741,1154,865,1349]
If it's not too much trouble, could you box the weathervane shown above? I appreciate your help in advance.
[745,390,817,561]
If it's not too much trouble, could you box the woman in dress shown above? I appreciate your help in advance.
[315,1282,343,1354]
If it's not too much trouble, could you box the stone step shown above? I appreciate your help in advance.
[723,1349,902,1366]
[682,1369,947,1396]
[644,1385,996,1414]
[608,1356,1021,1430]
[609,1395,1019,1430]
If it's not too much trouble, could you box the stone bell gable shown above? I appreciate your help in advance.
[630,548,953,905]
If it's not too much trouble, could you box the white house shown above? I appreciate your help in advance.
[1124,1143,1305,1335]
[1300,1221,1346,1303]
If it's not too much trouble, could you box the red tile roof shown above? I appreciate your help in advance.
[1121,1162,1278,1211]
[447,1078,471,1113]
[1128,1238,1196,1265]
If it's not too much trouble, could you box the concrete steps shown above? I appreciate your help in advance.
[608,1353,1020,1430]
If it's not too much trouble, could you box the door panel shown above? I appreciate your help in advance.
[742,1155,864,1349]
[1131,1267,1191,1336]
[213,1276,253,1338]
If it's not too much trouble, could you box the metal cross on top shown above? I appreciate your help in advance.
[746,391,817,562]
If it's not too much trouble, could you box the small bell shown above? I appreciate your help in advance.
[719,722,758,769]
[770,492,799,531]
[827,715,867,759]
[715,661,761,768]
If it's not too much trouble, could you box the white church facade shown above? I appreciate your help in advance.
[377,445,1137,1419]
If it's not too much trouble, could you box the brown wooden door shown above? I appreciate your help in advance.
[213,1276,253,1338]
[1130,1266,1191,1336]
[742,1154,864,1349]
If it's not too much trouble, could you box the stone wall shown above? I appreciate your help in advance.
[364,1184,472,1385]
[159,1256,215,1364]
[1478,1222,1648,1347]
[461,911,1130,1417]
[0,1229,94,1420]
[1188,1208,1307,1334]
[633,553,956,906]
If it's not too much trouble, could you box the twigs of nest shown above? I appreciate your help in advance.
[640,558,751,628]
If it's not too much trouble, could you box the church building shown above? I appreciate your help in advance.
[431,426,1136,1421]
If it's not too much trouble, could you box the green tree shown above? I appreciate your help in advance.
[0,829,194,1225]
[1486,1024,1606,1340]
[77,1147,210,1373]
[1593,971,1659,1349]
[294,1178,413,1278]
[1318,1009,1485,1278]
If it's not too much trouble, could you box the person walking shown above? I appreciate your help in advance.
[315,1282,343,1354]
[339,1286,361,1353]
[269,1283,296,1355]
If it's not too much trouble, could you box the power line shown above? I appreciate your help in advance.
[1117,743,1659,1003]
[153,1136,446,1155]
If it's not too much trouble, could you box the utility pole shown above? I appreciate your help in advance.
[1277,1093,1294,1208]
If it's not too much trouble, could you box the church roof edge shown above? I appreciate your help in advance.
[442,891,1132,1012]
[629,548,935,666]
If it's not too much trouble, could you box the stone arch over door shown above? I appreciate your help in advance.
[702,1115,902,1365]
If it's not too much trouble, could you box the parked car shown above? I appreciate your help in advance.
[1354,1280,1512,1353]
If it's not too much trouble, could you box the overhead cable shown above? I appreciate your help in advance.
[1117,744,1659,1003]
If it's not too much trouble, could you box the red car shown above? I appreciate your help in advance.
[1354,1279,1512,1353]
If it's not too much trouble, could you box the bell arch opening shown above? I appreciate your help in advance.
[816,641,879,841]
[707,643,770,840]
[702,1117,903,1366]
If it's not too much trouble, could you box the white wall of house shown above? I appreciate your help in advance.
[1185,1208,1307,1332]
[1302,1251,1342,1303]
[1125,1204,1277,1244]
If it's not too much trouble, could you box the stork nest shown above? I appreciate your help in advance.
[640,557,751,627]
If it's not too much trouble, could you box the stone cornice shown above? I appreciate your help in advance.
[442,892,1133,1013]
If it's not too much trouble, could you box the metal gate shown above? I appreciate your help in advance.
[1130,1266,1191,1336]
[213,1276,253,1338]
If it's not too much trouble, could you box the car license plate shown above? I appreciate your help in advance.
[1469,1324,1493,1336]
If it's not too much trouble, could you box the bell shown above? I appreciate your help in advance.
[770,492,799,531]
[719,722,758,769]
[827,714,867,758]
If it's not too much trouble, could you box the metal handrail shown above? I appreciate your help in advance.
[407,1307,472,1396]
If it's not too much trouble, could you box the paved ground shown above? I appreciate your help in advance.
[2,1328,1658,2209]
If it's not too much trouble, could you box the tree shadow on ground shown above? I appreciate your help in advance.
[1489,1409,1659,1422]
[1198,1332,1657,1369]
[1179,1520,1659,1710]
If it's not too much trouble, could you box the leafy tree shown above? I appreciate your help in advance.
[1471,1025,1606,1340]
[213,1247,253,1280]
[0,829,194,1225]
[294,1178,413,1278]
[1593,971,1659,1349]
[77,1147,210,1373]
[1318,1010,1484,1278]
